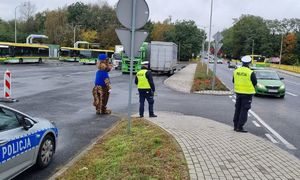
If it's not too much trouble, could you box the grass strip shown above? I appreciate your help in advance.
[56,119,188,180]
[192,62,229,92]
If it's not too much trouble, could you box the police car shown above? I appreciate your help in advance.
[0,104,58,179]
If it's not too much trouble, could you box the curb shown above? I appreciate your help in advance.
[269,67,300,78]
[194,90,233,95]
[48,116,122,180]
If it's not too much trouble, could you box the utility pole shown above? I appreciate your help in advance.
[279,34,283,65]
[15,4,26,43]
[206,0,214,75]
[73,25,82,47]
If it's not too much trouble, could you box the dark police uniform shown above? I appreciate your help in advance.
[233,65,257,132]
[135,67,156,117]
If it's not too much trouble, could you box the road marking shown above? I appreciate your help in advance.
[286,91,298,97]
[249,110,297,150]
[285,80,300,86]
[229,96,232,98]
[252,121,261,127]
[265,134,279,144]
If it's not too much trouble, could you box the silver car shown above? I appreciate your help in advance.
[0,104,58,180]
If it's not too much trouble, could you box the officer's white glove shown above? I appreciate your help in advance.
[108,89,112,93]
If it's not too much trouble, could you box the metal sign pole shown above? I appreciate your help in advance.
[127,0,137,134]
[206,0,213,75]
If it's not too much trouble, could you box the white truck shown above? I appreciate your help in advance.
[112,45,124,70]
[149,41,178,75]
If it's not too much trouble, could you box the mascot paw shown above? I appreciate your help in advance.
[101,109,112,114]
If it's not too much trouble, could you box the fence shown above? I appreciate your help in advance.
[269,64,300,74]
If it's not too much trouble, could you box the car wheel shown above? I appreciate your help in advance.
[36,135,55,169]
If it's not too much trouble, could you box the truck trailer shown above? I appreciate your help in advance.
[149,41,178,75]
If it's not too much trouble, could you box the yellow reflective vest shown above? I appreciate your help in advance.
[137,69,151,89]
[233,67,256,94]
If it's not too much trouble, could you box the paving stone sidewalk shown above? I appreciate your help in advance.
[146,112,300,180]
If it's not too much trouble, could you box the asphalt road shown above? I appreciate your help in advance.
[207,61,300,158]
[0,62,120,180]
[0,60,299,179]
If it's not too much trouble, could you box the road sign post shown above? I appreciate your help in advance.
[212,32,223,90]
[116,0,149,134]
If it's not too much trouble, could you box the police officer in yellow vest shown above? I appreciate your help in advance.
[233,55,257,133]
[135,64,157,118]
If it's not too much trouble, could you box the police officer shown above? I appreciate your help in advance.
[233,55,257,133]
[135,64,157,118]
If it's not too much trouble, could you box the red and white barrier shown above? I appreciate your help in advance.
[4,70,11,98]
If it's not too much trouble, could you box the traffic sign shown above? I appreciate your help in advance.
[213,32,223,43]
[116,0,149,30]
[212,42,223,54]
[115,29,148,57]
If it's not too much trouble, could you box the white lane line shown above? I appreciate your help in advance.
[285,80,300,86]
[229,96,232,98]
[286,91,298,97]
[252,121,261,127]
[249,110,297,150]
[265,134,279,144]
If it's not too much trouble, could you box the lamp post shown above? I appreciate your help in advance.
[15,4,26,43]
[206,0,214,74]
[73,25,82,47]
[279,34,283,65]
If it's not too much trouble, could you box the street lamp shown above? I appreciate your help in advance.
[206,0,214,74]
[73,25,82,47]
[279,34,283,65]
[15,4,26,43]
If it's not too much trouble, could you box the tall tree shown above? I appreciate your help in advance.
[165,20,204,60]
[45,9,72,46]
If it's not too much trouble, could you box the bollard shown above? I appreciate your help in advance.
[0,70,18,103]
[4,70,11,98]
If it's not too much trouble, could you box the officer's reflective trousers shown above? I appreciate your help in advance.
[138,89,154,116]
[233,93,253,129]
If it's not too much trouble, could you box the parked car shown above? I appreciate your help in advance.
[227,60,236,68]
[253,69,285,98]
[0,104,58,179]
[217,58,223,64]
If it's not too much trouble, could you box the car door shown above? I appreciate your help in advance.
[0,107,36,179]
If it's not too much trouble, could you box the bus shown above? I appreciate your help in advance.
[59,47,81,62]
[0,42,49,64]
[79,49,114,65]
[250,55,267,67]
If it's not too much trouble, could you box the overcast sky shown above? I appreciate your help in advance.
[1,0,300,36]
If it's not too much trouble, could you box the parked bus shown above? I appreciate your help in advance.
[79,49,114,65]
[250,55,267,67]
[59,47,81,62]
[0,42,49,64]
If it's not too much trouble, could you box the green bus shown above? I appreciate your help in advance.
[250,55,267,67]
[59,47,81,62]
[79,49,114,65]
[0,42,49,63]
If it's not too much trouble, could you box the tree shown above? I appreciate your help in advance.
[282,33,297,65]
[19,1,36,21]
[45,9,72,46]
[165,20,204,60]
[151,18,174,41]
[81,30,98,43]
[222,15,271,58]
[67,2,89,25]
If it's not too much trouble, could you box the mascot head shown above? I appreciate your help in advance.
[97,54,112,71]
